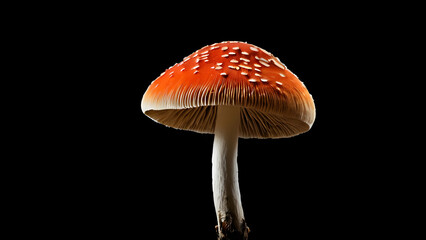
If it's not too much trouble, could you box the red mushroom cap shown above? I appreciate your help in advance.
[142,41,315,138]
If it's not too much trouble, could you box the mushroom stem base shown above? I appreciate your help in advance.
[215,212,250,240]
[212,105,248,240]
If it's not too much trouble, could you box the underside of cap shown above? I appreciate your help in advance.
[144,105,311,138]
[141,41,315,138]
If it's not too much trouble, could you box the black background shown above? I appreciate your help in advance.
[31,4,405,239]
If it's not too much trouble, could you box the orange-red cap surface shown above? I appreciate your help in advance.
[142,41,315,138]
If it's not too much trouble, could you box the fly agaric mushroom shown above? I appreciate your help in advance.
[141,41,315,240]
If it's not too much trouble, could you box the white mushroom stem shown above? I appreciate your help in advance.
[212,105,245,236]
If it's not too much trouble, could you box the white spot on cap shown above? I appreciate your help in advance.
[221,47,228,51]
[254,63,262,68]
[279,73,286,77]
[239,65,252,70]
[261,78,268,82]
[220,72,227,76]
[259,61,270,67]
[228,52,236,55]
[260,48,272,56]
[230,59,239,63]
[248,79,257,82]
[260,57,268,63]
[250,47,259,52]
[221,54,229,58]
[241,51,249,55]
[271,58,285,70]
[276,81,283,85]
[232,47,239,50]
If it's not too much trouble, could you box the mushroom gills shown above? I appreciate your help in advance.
[144,106,310,138]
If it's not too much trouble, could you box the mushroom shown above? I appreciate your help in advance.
[141,41,315,240]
